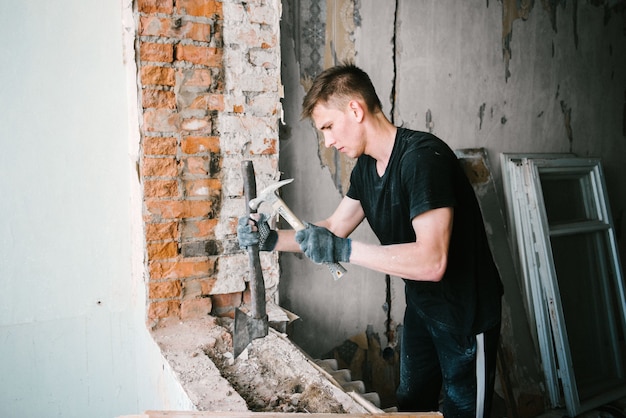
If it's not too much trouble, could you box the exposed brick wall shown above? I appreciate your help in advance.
[136,0,281,324]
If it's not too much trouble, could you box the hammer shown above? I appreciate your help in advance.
[249,179,347,280]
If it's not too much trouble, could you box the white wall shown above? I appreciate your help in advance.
[0,1,191,417]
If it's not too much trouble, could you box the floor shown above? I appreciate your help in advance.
[531,397,626,418]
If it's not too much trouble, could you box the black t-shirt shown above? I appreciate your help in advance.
[347,127,503,335]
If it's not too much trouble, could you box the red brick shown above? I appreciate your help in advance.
[137,0,174,14]
[182,278,202,298]
[179,68,212,87]
[179,20,213,42]
[181,297,212,320]
[187,95,208,110]
[180,116,211,133]
[183,22,213,43]
[150,259,214,280]
[182,278,218,298]
[140,65,176,86]
[140,16,214,43]
[187,93,224,111]
[144,179,179,198]
[142,157,178,177]
[144,136,177,155]
[147,241,179,260]
[145,200,213,219]
[175,44,222,67]
[181,136,220,154]
[184,178,221,198]
[142,89,176,109]
[146,221,179,241]
[199,278,217,295]
[181,218,217,239]
[211,292,242,318]
[211,292,242,307]
[140,42,174,63]
[143,109,180,132]
[148,300,180,320]
[182,156,211,176]
[176,0,222,18]
[149,280,182,299]
[139,16,167,37]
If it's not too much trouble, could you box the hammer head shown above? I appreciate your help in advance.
[249,178,294,211]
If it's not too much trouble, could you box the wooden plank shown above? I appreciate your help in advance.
[120,412,442,418]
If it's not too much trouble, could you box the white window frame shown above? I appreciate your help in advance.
[502,154,626,416]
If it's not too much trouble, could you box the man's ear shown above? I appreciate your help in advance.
[348,100,365,122]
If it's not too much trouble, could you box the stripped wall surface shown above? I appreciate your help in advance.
[135,0,282,324]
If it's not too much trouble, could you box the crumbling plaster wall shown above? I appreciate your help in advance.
[279,0,626,414]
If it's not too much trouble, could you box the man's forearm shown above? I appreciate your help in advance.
[349,240,446,282]
[273,219,333,253]
[274,229,300,252]
[275,227,446,282]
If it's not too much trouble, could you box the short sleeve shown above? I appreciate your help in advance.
[401,143,457,220]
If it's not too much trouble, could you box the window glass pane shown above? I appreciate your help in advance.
[540,172,598,224]
[551,232,626,400]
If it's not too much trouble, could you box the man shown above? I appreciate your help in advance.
[238,63,503,417]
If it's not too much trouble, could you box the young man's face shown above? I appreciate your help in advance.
[311,100,364,158]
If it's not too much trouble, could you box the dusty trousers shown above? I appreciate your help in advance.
[396,306,501,418]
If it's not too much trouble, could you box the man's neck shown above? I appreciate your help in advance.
[364,115,397,175]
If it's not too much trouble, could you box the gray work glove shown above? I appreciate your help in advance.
[237,213,278,251]
[295,223,351,264]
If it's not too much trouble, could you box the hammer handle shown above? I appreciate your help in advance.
[242,161,267,320]
[272,199,346,281]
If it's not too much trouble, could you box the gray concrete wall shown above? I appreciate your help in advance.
[279,0,626,411]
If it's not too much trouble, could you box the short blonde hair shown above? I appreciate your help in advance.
[301,62,382,120]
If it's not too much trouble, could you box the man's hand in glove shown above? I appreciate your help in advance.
[295,223,351,264]
[237,213,278,251]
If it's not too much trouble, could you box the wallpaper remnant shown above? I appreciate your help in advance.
[293,0,359,195]
[298,0,327,79]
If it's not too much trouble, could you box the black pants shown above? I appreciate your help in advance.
[396,307,501,418]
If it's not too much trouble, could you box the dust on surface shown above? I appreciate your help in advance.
[151,316,367,414]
